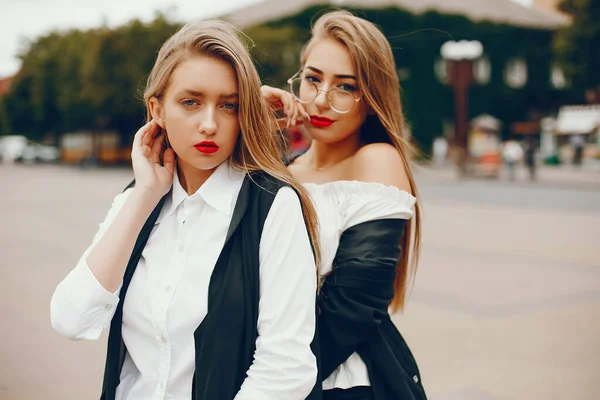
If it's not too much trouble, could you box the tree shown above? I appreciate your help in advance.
[0,13,180,144]
[554,0,600,102]
[80,15,181,143]
[244,24,308,87]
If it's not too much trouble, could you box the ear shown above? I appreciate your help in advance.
[148,97,166,129]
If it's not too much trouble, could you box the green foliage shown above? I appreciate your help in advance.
[252,5,582,153]
[554,0,600,94]
[80,15,181,142]
[0,6,587,154]
[245,24,309,88]
[1,13,180,143]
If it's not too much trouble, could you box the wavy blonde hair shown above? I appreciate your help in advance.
[143,19,320,270]
[302,11,421,312]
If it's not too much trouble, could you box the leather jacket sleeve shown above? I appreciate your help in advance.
[318,218,407,377]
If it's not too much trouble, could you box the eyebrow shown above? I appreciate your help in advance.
[180,89,239,99]
[305,66,357,80]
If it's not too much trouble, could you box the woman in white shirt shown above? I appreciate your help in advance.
[261,11,427,400]
[51,20,321,400]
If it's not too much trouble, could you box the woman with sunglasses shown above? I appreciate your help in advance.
[261,10,427,400]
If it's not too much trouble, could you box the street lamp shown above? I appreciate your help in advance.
[440,40,483,176]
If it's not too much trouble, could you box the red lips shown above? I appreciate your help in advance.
[310,115,335,128]
[194,141,219,154]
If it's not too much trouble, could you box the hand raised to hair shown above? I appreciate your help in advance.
[130,120,176,199]
[260,85,309,129]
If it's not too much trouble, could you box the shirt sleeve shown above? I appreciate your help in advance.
[50,189,132,341]
[234,186,318,400]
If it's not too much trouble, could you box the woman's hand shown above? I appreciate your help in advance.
[261,85,309,129]
[131,120,176,199]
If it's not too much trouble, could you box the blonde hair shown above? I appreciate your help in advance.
[143,19,320,271]
[302,11,422,312]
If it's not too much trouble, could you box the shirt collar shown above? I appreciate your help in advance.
[156,161,245,224]
[197,161,245,216]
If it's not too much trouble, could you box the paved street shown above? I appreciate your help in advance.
[1,164,599,400]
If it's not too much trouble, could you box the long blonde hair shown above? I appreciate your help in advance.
[302,11,421,312]
[143,20,321,270]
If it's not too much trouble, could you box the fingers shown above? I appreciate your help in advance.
[261,85,284,111]
[140,144,152,159]
[281,92,308,127]
[297,102,310,120]
[134,120,156,147]
[261,85,310,128]
[133,120,159,160]
[277,116,305,130]
[162,148,176,175]
[151,132,164,164]
[280,91,293,117]
[142,122,158,149]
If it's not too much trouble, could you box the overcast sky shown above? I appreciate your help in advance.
[0,0,532,78]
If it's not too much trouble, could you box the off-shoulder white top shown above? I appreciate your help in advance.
[304,181,416,390]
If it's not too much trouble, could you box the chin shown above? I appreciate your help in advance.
[178,153,226,172]
[193,160,225,171]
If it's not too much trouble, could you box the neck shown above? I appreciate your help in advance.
[177,159,218,195]
[307,132,361,170]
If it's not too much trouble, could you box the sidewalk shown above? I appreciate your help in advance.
[413,161,600,190]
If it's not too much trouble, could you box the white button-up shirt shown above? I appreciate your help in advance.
[51,162,318,400]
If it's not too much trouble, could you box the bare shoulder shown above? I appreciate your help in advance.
[350,143,412,193]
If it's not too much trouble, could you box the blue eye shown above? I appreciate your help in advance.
[223,103,239,112]
[181,99,198,107]
[304,75,320,83]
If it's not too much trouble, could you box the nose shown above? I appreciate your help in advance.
[198,107,217,136]
[313,87,330,111]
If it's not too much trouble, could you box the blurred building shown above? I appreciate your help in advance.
[61,131,130,165]
[225,0,569,29]
[555,105,600,161]
[532,0,563,14]
[223,0,575,153]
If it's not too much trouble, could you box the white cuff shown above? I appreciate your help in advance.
[63,260,121,326]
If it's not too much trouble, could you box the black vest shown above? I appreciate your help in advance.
[100,172,321,400]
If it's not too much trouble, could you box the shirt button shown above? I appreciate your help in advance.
[413,375,419,384]
[160,335,167,344]
[104,304,112,311]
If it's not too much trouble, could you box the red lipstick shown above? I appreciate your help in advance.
[310,115,335,128]
[194,141,219,154]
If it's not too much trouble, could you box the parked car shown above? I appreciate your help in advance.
[0,135,28,164]
[18,143,60,164]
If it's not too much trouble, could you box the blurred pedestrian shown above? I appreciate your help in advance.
[524,136,537,181]
[570,134,585,167]
[261,10,426,400]
[502,139,523,181]
[50,20,321,400]
[432,136,449,166]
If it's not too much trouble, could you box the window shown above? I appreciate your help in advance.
[474,57,491,85]
[434,58,448,84]
[505,58,527,88]
[551,65,567,89]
